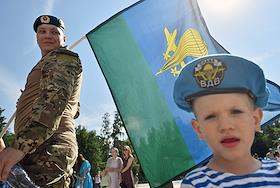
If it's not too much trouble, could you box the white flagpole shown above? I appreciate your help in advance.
[0,111,15,138]
[68,36,86,50]
[0,35,87,139]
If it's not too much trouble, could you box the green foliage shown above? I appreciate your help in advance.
[75,111,141,177]
[252,119,280,158]
[98,111,142,178]
[0,108,5,125]
[100,112,111,162]
[111,111,125,149]
[75,125,103,175]
[264,120,280,148]
[0,107,14,146]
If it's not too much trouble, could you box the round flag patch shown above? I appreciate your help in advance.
[193,58,226,88]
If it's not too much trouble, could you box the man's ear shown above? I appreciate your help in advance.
[254,108,263,132]
[192,119,204,140]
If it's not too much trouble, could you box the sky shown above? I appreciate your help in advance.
[0,0,280,133]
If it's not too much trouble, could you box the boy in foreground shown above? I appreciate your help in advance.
[173,54,280,187]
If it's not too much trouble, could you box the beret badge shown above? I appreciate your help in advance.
[40,16,51,24]
[193,58,226,88]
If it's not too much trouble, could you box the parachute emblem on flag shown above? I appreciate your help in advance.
[156,28,208,76]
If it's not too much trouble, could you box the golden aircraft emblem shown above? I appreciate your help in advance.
[156,28,208,76]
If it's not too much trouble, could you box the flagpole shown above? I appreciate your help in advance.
[0,111,15,138]
[68,36,86,50]
[0,35,87,139]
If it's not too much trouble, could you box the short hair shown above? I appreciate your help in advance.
[111,147,119,155]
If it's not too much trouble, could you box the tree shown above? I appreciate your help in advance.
[111,111,125,149]
[252,118,280,158]
[100,112,111,162]
[76,111,143,181]
[109,112,141,180]
[76,125,103,175]
[0,107,14,146]
[100,111,127,155]
[264,120,280,148]
[0,108,5,127]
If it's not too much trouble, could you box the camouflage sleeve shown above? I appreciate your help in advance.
[12,49,82,154]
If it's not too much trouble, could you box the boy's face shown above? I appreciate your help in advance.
[191,93,263,161]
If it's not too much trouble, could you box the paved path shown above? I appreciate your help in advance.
[136,180,182,188]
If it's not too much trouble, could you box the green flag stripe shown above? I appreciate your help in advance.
[87,15,194,186]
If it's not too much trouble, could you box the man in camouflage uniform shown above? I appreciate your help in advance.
[0,15,82,187]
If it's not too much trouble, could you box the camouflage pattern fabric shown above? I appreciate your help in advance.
[12,47,82,187]
[20,133,77,187]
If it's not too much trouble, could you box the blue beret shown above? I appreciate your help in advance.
[33,15,65,32]
[173,54,270,112]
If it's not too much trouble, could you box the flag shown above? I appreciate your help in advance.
[261,80,280,126]
[86,0,280,187]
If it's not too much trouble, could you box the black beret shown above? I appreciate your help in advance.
[33,15,65,32]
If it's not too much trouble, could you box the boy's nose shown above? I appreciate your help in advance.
[217,116,235,132]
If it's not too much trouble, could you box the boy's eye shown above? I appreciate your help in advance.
[231,109,243,114]
[204,114,216,120]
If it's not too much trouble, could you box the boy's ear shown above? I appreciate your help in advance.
[192,119,204,140]
[253,108,263,132]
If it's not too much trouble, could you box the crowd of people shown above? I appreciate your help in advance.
[73,145,136,188]
[264,147,280,162]
[0,12,280,188]
[102,145,135,188]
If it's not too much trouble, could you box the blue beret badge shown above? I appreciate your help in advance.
[193,58,226,88]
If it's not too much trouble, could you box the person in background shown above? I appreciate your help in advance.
[121,145,135,188]
[105,147,123,188]
[93,171,101,188]
[274,151,280,162]
[0,139,5,152]
[0,15,82,187]
[253,153,259,160]
[0,139,5,187]
[100,170,110,188]
[266,148,276,160]
[173,54,280,187]
[74,154,93,188]
[134,173,139,185]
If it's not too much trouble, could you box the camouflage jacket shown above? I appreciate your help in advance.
[12,47,82,154]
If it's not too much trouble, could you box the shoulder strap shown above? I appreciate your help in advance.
[55,47,79,57]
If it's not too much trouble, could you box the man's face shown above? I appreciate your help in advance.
[191,93,262,162]
[36,24,65,56]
